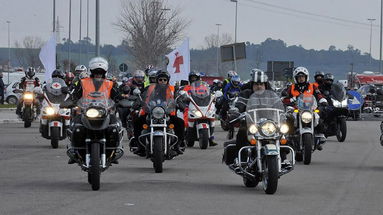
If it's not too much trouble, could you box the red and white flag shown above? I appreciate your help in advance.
[166,38,190,84]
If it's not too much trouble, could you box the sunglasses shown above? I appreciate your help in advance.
[158,78,168,82]
[254,82,265,86]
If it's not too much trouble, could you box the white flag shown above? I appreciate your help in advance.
[39,33,57,82]
[166,38,190,84]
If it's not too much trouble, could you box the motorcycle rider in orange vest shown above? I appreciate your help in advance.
[282,67,328,149]
[132,70,185,156]
[67,57,123,164]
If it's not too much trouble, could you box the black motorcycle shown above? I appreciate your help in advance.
[323,83,348,142]
[65,92,124,190]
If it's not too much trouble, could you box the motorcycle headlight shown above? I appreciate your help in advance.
[152,107,165,119]
[86,108,100,118]
[301,111,313,123]
[23,93,33,100]
[280,123,289,134]
[249,124,258,134]
[45,107,55,115]
[193,110,203,118]
[261,122,277,136]
[332,99,341,108]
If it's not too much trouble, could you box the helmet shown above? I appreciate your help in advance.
[314,71,325,78]
[293,67,309,84]
[188,71,201,83]
[148,70,157,83]
[213,79,220,84]
[132,70,145,84]
[65,72,75,83]
[51,69,65,79]
[231,75,241,87]
[227,70,237,79]
[122,85,131,94]
[74,65,87,76]
[79,71,89,79]
[89,57,108,78]
[26,67,36,79]
[250,69,268,83]
[122,77,129,84]
[144,64,154,74]
[324,73,334,81]
[156,70,171,80]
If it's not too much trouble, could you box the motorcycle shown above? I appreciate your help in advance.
[286,93,321,165]
[219,91,239,132]
[64,91,124,190]
[181,81,216,149]
[14,87,41,128]
[323,83,348,142]
[223,90,295,194]
[138,84,181,173]
[40,80,71,148]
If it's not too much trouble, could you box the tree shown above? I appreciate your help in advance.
[14,36,44,68]
[116,0,189,69]
[204,33,233,49]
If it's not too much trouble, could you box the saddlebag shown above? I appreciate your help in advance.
[223,143,237,165]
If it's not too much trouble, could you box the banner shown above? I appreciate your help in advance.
[39,32,56,82]
[166,38,190,84]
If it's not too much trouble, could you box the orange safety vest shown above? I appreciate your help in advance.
[81,77,113,99]
[290,83,314,97]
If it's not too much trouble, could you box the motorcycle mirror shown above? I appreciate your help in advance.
[133,88,141,96]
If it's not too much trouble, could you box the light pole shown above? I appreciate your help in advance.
[216,24,221,75]
[6,21,11,85]
[368,18,376,65]
[230,0,238,72]
[380,0,383,73]
[95,0,100,56]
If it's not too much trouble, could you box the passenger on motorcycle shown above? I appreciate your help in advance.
[282,67,327,146]
[133,70,185,156]
[16,67,41,116]
[67,57,123,164]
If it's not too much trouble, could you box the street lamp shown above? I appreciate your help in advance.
[230,0,238,73]
[368,18,376,65]
[216,24,221,75]
[380,0,383,73]
[6,21,11,85]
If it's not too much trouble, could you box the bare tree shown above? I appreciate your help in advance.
[116,0,189,69]
[204,33,233,49]
[14,36,44,68]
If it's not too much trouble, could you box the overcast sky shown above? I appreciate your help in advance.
[0,0,381,57]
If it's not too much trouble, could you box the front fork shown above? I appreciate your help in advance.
[85,138,106,168]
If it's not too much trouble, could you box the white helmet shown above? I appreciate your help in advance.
[89,57,108,72]
[227,70,237,79]
[75,65,87,72]
[293,67,309,83]
[251,68,268,83]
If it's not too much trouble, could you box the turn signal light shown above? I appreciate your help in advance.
[294,109,299,113]
[280,139,288,145]
[250,139,257,145]
[143,124,149,130]
[169,124,175,129]
[314,109,320,113]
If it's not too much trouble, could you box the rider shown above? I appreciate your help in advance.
[73,65,87,86]
[132,70,185,156]
[127,70,146,94]
[211,79,223,92]
[313,71,325,89]
[65,72,75,89]
[319,73,334,95]
[16,67,41,116]
[67,57,123,164]
[282,66,327,148]
[221,75,242,120]
[222,70,237,90]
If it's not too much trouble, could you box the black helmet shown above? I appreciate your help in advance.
[26,67,35,79]
[156,70,170,80]
[122,85,131,94]
[52,69,65,79]
[188,71,201,83]
[314,71,325,78]
[324,73,334,81]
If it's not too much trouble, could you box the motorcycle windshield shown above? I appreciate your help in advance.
[144,84,175,114]
[330,83,347,101]
[297,93,317,111]
[77,91,114,111]
[357,84,375,97]
[190,81,211,106]
[45,79,67,103]
[246,90,284,125]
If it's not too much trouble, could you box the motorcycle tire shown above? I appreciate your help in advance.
[199,128,209,149]
[186,128,195,147]
[90,143,101,191]
[303,133,313,165]
[153,136,164,173]
[263,155,278,194]
[220,120,230,131]
[50,127,60,149]
[23,106,32,128]
[243,177,259,188]
[336,118,347,142]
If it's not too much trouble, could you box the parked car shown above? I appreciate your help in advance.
[4,81,21,104]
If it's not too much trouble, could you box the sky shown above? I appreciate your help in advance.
[0,0,381,58]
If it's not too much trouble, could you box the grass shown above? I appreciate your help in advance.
[0,104,16,108]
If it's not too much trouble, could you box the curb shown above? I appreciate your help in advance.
[0,108,16,112]
[0,119,23,124]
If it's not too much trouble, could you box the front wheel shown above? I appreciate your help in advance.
[263,156,278,194]
[336,118,347,142]
[23,106,32,128]
[199,128,209,149]
[153,136,164,173]
[90,143,101,190]
[303,133,313,165]
[50,127,60,149]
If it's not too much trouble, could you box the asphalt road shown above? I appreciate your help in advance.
[1,121,383,215]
